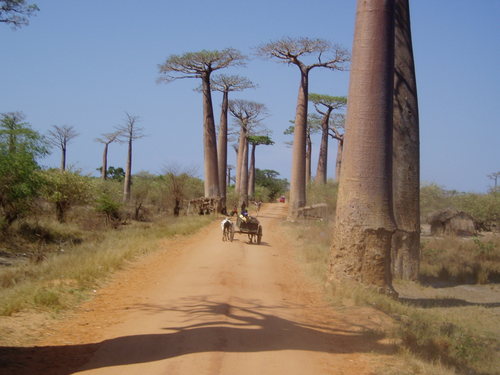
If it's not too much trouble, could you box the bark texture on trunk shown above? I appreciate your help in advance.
[217,90,229,210]
[123,138,132,202]
[201,74,220,198]
[248,142,256,198]
[288,70,309,219]
[315,109,332,184]
[102,143,109,180]
[391,0,420,280]
[330,0,396,294]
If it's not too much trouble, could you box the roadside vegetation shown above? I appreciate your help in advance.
[285,182,500,375]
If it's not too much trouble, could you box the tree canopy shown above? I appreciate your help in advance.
[0,0,39,28]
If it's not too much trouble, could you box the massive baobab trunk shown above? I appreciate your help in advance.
[60,145,67,171]
[217,90,229,208]
[240,138,249,206]
[330,0,396,294]
[289,70,309,218]
[392,0,420,280]
[201,73,220,198]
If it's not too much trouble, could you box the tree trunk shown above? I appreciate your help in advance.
[329,0,396,294]
[315,111,332,184]
[217,90,229,211]
[201,73,220,198]
[102,143,109,180]
[335,139,343,181]
[60,146,66,171]
[248,142,256,199]
[392,0,420,280]
[235,126,246,194]
[123,138,132,202]
[239,137,249,207]
[288,69,309,219]
[306,132,312,185]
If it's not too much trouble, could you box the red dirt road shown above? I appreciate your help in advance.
[2,203,397,374]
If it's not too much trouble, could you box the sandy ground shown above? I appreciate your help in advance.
[0,203,398,375]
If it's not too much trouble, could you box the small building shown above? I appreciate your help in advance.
[428,209,476,237]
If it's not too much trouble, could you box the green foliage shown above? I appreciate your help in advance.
[95,192,121,223]
[255,169,288,201]
[0,113,46,227]
[40,170,94,223]
[107,166,125,181]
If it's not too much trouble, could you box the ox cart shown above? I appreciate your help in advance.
[236,216,263,244]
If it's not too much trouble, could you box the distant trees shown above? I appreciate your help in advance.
[95,130,122,180]
[229,99,267,207]
[0,0,39,28]
[47,125,78,171]
[247,135,274,199]
[256,37,349,219]
[308,94,347,184]
[158,49,246,199]
[211,74,255,212]
[116,113,144,203]
[255,169,289,202]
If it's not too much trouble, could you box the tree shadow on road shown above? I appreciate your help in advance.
[0,297,395,375]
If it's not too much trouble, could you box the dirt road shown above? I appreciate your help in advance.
[2,203,397,374]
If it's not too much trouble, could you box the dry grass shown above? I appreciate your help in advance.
[420,235,500,284]
[0,215,213,316]
[283,220,500,375]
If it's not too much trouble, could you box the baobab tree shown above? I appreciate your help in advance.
[309,93,347,184]
[392,0,420,280]
[47,125,78,171]
[95,130,122,180]
[284,115,321,184]
[117,113,144,203]
[328,113,346,181]
[229,99,267,206]
[158,49,246,198]
[247,135,274,199]
[0,0,39,28]
[211,74,255,212]
[329,0,397,294]
[256,37,349,219]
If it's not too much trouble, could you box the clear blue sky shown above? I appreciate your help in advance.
[1,0,499,193]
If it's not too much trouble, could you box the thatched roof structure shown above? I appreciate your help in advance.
[428,208,476,236]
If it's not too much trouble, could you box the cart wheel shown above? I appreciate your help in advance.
[229,226,234,242]
[257,226,262,245]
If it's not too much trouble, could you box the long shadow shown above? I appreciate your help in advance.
[0,298,395,375]
[399,297,500,308]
